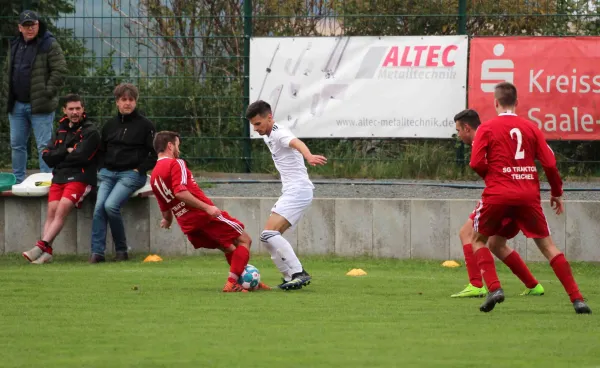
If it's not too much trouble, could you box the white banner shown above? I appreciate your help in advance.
[249,36,468,138]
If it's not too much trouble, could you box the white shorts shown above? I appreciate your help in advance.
[271,188,313,229]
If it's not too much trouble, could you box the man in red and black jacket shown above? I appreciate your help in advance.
[22,93,100,264]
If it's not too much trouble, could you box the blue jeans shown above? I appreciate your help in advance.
[9,101,54,183]
[90,168,147,256]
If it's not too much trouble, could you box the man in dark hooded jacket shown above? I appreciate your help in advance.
[1,10,67,184]
[22,94,100,264]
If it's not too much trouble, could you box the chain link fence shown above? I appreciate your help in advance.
[1,0,599,178]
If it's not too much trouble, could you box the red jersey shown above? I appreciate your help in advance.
[150,157,215,233]
[470,113,563,205]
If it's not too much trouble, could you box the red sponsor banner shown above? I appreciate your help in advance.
[468,37,600,140]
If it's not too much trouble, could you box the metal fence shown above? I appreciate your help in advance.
[1,0,599,178]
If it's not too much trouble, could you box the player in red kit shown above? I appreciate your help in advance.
[150,131,270,293]
[452,109,544,299]
[469,82,591,314]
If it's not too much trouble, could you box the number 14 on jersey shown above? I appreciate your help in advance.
[154,177,175,203]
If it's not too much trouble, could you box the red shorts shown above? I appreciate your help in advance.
[468,204,520,239]
[185,210,245,249]
[472,200,550,239]
[48,182,92,208]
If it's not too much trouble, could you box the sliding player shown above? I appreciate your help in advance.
[150,131,270,292]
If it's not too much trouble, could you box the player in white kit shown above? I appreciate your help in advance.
[246,100,327,290]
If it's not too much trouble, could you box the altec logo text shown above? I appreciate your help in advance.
[356,45,459,79]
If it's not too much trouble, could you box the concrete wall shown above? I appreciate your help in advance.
[1,195,599,262]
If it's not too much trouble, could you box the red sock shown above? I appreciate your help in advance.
[227,246,249,284]
[550,253,583,303]
[474,247,501,292]
[225,252,233,265]
[36,240,52,255]
[502,251,538,289]
[463,244,483,288]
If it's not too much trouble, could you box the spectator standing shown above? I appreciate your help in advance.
[1,10,67,183]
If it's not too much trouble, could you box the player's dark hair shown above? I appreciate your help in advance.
[454,109,481,130]
[153,131,180,153]
[114,82,139,101]
[62,93,84,108]
[494,82,517,107]
[245,100,272,120]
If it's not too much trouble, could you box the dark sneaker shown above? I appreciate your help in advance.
[279,270,312,291]
[89,253,106,264]
[573,299,592,314]
[115,251,129,262]
[479,288,505,313]
[277,278,289,289]
[296,270,311,286]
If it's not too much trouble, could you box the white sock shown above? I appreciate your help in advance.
[260,230,303,280]
[260,230,291,280]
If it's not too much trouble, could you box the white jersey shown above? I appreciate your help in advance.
[264,123,314,193]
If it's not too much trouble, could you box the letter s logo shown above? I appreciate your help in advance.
[480,44,514,93]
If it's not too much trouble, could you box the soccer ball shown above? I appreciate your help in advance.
[238,264,261,290]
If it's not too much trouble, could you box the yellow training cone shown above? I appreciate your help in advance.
[442,260,460,268]
[346,268,367,276]
[143,254,163,262]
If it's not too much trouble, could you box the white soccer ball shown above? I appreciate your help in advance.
[238,264,261,290]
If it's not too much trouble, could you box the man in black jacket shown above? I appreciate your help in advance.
[89,83,157,263]
[22,94,100,264]
[1,10,67,184]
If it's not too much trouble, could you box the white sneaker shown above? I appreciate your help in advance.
[22,246,43,262]
[32,252,53,264]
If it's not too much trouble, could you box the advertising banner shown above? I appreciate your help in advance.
[249,36,469,138]
[468,37,600,140]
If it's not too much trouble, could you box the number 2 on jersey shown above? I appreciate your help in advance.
[154,177,175,203]
[510,128,525,160]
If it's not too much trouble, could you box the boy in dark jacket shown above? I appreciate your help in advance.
[89,83,157,263]
[23,94,100,264]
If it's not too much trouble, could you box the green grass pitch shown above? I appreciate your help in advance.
[1,254,598,368]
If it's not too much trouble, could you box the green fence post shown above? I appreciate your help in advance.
[456,0,467,169]
[242,0,253,173]
[458,0,467,35]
